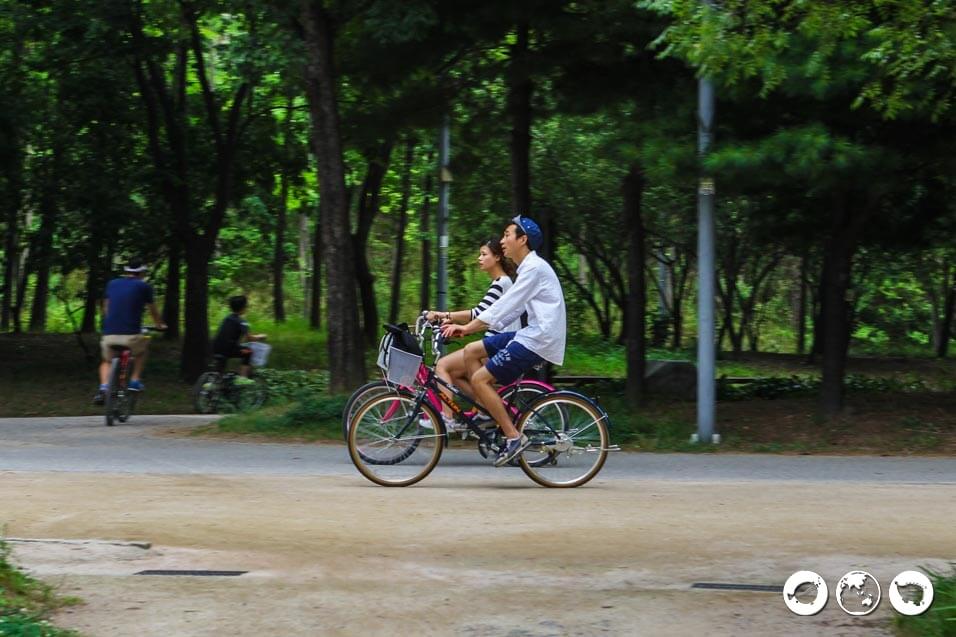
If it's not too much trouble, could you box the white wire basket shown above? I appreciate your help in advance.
[385,345,422,387]
[245,341,272,367]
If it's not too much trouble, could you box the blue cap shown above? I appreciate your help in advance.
[512,215,543,251]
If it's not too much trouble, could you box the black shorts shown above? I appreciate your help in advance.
[215,345,252,366]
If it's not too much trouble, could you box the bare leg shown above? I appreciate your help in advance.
[471,367,518,439]
[457,340,490,399]
[99,361,111,385]
[435,351,465,417]
[240,364,252,377]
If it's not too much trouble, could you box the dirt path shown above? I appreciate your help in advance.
[4,471,954,636]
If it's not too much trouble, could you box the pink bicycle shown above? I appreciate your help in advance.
[342,314,556,463]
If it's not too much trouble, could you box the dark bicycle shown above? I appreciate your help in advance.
[193,350,268,414]
[346,321,618,488]
[103,326,165,427]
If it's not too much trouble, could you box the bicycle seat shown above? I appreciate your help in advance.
[109,345,131,352]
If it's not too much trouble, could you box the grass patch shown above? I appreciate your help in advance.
[895,565,956,637]
[0,539,82,637]
[213,394,347,441]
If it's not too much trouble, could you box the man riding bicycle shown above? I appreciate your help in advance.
[441,216,566,467]
[93,258,166,405]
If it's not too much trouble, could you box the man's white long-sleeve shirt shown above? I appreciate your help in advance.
[476,251,566,365]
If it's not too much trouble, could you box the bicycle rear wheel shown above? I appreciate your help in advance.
[193,371,222,414]
[342,380,398,440]
[348,390,444,487]
[517,393,609,488]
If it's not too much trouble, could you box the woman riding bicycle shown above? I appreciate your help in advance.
[425,236,522,430]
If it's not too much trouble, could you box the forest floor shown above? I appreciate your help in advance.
[1,332,955,455]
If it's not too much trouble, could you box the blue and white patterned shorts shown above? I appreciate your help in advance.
[482,332,544,385]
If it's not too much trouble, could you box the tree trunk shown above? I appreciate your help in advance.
[81,258,101,334]
[273,171,288,322]
[310,200,322,329]
[181,245,211,380]
[818,200,868,418]
[937,274,955,358]
[508,21,532,216]
[354,140,393,345]
[388,138,414,325]
[797,251,809,354]
[1,204,16,332]
[299,211,311,319]
[301,0,365,390]
[162,242,181,339]
[419,152,434,311]
[13,230,30,333]
[623,164,646,404]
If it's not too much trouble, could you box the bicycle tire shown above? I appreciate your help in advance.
[517,392,610,488]
[193,371,223,414]
[118,391,136,423]
[341,380,398,440]
[233,376,268,411]
[348,390,444,487]
[104,358,121,427]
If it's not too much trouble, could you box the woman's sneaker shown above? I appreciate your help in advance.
[493,434,530,467]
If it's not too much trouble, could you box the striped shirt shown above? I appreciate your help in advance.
[471,276,521,336]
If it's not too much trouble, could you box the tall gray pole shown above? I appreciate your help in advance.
[696,76,716,443]
[436,115,451,313]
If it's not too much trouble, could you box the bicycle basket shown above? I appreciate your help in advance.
[245,341,272,367]
[385,345,422,387]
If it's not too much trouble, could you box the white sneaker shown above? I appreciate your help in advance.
[442,415,465,432]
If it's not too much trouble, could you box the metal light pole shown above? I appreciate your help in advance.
[436,115,451,315]
[696,75,717,444]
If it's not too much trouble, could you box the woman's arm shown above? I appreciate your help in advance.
[425,309,472,324]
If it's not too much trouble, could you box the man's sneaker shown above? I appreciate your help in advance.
[128,380,145,392]
[494,434,530,467]
[92,384,108,405]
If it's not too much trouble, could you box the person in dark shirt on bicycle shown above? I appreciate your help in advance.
[94,258,166,404]
[212,295,266,383]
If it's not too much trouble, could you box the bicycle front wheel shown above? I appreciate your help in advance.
[348,391,444,487]
[233,377,268,411]
[517,393,609,488]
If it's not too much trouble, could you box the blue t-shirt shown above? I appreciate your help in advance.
[102,277,154,335]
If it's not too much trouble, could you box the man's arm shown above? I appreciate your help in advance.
[441,317,488,339]
[147,303,167,330]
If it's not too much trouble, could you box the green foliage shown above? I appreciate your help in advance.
[643,0,956,120]
[718,373,930,400]
[894,564,956,637]
[0,540,81,637]
[256,368,329,402]
[215,394,347,439]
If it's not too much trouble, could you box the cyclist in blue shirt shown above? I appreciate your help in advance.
[93,258,166,404]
